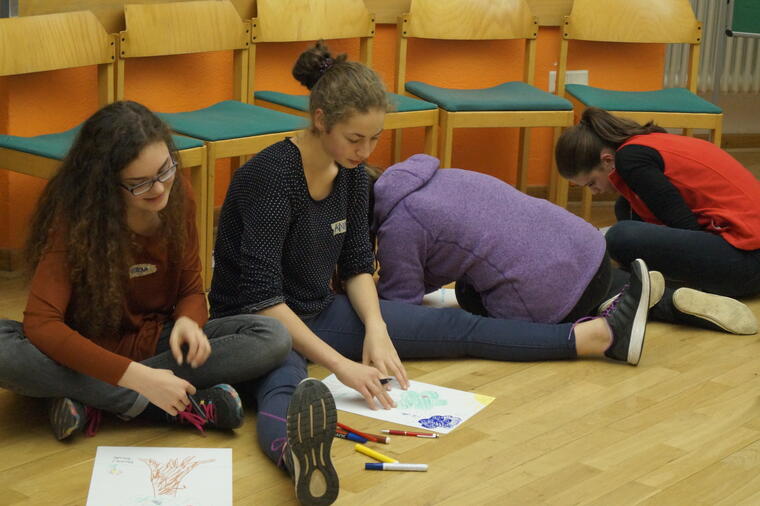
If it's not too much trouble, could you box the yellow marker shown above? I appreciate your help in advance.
[354,443,398,463]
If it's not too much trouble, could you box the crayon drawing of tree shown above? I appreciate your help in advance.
[140,456,214,497]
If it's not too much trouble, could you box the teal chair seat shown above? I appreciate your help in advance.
[565,85,723,114]
[405,81,573,112]
[254,91,437,113]
[0,125,204,160]
[157,100,308,142]
[0,126,82,159]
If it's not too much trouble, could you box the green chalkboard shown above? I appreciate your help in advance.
[731,0,760,36]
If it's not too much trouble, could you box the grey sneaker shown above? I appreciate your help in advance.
[673,288,758,335]
[598,270,665,314]
[287,378,339,506]
[603,258,650,366]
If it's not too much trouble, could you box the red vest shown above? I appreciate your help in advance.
[609,133,760,250]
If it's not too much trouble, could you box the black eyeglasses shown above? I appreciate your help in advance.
[120,161,177,196]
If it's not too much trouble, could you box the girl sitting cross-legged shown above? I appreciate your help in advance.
[0,101,291,440]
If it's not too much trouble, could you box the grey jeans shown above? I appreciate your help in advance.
[0,315,290,417]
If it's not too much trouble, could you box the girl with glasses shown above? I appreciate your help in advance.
[0,101,292,441]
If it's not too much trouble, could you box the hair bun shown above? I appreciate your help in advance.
[292,40,347,90]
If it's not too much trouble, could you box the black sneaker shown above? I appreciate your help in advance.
[143,383,244,433]
[603,258,650,366]
[185,383,244,431]
[49,397,101,440]
[286,378,339,506]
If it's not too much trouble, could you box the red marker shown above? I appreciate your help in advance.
[381,429,439,438]
[338,422,391,444]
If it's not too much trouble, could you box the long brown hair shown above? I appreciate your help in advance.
[292,40,389,132]
[555,107,666,178]
[25,101,186,337]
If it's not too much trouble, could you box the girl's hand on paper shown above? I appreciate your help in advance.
[334,358,396,410]
[362,322,410,391]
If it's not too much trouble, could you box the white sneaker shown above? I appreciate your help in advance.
[673,288,758,335]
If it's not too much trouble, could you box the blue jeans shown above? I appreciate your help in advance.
[0,315,290,418]
[606,220,760,298]
[252,295,575,467]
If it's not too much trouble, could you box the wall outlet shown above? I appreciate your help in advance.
[548,70,589,93]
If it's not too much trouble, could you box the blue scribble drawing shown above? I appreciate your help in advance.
[418,415,461,429]
[398,390,448,410]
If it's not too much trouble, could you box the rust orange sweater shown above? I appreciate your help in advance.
[22,198,207,386]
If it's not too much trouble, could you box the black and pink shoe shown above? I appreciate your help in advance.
[175,383,244,433]
[48,397,102,440]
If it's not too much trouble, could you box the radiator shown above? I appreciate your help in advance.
[664,0,760,94]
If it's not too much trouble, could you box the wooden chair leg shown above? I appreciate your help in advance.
[189,151,209,290]
[204,145,217,292]
[581,186,593,222]
[423,123,438,158]
[555,177,569,208]
[392,129,403,164]
[439,113,454,169]
[236,155,249,170]
[516,127,531,193]
[549,127,565,205]
[712,120,723,147]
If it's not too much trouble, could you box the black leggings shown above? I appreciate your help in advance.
[454,251,613,323]
[606,220,760,298]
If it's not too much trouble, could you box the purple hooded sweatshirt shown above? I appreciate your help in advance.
[373,154,606,323]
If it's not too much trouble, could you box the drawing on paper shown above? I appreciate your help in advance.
[141,456,215,497]
[418,415,461,429]
[321,374,495,434]
[86,446,232,506]
[398,390,448,410]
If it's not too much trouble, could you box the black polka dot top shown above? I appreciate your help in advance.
[209,139,375,319]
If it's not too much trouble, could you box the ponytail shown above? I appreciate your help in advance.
[555,107,666,178]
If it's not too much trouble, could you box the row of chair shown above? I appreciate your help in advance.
[0,0,723,289]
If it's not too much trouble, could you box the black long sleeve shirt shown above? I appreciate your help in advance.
[209,139,375,319]
[615,144,702,231]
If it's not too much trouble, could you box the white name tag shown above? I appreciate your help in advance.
[129,263,157,278]
[331,219,347,235]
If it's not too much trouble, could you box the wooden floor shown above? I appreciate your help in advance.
[2,151,760,505]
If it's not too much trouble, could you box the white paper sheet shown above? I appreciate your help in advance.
[321,374,494,434]
[86,446,232,506]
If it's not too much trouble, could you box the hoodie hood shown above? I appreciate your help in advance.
[373,154,440,229]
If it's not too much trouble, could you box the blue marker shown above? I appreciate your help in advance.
[335,431,368,444]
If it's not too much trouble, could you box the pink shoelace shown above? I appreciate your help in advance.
[176,401,215,435]
[84,406,102,437]
[260,411,289,468]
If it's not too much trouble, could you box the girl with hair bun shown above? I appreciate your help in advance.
[211,43,652,505]
[0,101,292,442]
[556,107,759,333]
